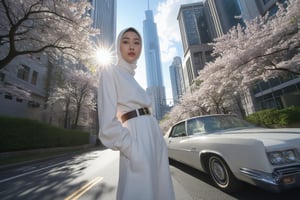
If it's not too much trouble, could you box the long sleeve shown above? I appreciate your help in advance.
[97,67,132,158]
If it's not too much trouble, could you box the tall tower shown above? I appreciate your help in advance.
[143,6,166,120]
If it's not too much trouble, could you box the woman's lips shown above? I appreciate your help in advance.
[128,52,135,56]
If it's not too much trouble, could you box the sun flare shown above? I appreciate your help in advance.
[95,48,112,66]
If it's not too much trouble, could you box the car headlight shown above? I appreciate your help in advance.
[267,149,298,165]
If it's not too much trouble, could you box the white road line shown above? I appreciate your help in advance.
[0,161,67,184]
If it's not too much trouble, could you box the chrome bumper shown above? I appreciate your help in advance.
[240,165,300,192]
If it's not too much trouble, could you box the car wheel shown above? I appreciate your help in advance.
[208,155,240,193]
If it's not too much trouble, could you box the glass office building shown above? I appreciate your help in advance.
[143,9,166,120]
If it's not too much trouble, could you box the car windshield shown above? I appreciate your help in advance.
[187,115,256,135]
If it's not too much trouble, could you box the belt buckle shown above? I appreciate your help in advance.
[142,108,147,114]
[143,108,149,114]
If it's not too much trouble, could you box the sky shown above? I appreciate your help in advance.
[117,0,200,104]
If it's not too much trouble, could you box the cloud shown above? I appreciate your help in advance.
[154,0,200,63]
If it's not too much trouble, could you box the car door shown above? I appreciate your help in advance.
[166,121,188,162]
[180,118,205,169]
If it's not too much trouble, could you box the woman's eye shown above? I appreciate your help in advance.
[122,40,129,44]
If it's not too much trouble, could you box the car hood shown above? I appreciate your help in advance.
[206,127,300,149]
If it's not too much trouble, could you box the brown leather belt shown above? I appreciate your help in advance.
[121,107,151,123]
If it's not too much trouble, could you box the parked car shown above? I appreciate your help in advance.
[164,114,300,193]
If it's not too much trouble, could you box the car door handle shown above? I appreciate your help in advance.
[168,140,172,144]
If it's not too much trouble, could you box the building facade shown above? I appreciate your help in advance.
[238,0,286,21]
[143,9,166,120]
[0,53,50,120]
[205,0,244,38]
[89,0,117,50]
[177,2,214,93]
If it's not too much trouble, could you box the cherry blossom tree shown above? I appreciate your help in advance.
[47,68,97,129]
[0,0,99,69]
[161,0,299,129]
[196,0,299,114]
[204,0,299,86]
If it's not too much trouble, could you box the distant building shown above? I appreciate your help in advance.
[143,9,166,120]
[84,0,117,136]
[238,0,287,21]
[177,2,214,93]
[205,0,244,38]
[0,53,50,120]
[89,0,117,50]
[177,1,245,94]
[169,57,185,105]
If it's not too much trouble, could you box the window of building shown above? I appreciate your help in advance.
[0,72,5,81]
[31,71,38,85]
[28,101,40,108]
[4,93,12,100]
[17,65,30,81]
[269,77,281,87]
[16,98,23,103]
[193,52,201,65]
[259,81,270,91]
[263,0,271,5]
[283,85,297,94]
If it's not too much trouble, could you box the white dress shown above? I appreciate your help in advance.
[98,64,175,200]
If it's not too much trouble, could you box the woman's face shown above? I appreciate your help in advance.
[120,31,141,64]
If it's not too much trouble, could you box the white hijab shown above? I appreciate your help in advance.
[116,27,142,76]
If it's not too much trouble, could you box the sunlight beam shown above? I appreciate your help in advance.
[94,48,112,66]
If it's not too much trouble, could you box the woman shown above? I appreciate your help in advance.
[97,27,175,200]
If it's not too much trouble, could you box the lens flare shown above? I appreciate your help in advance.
[95,48,112,66]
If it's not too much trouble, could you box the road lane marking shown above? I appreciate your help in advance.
[64,176,103,200]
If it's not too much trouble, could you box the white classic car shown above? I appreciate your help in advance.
[164,114,300,193]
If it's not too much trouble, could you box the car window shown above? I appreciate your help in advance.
[202,117,221,132]
[170,122,187,138]
[201,115,255,132]
[187,118,205,135]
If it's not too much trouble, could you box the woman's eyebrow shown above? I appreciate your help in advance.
[121,37,140,41]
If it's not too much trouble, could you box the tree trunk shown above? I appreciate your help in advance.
[64,98,70,128]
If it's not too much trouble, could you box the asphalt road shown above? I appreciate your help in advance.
[170,159,300,200]
[0,148,299,200]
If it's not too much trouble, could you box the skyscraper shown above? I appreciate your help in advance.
[169,57,185,104]
[88,0,117,136]
[177,2,214,93]
[89,0,117,50]
[237,0,261,20]
[204,0,244,38]
[143,8,166,120]
[237,0,286,21]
